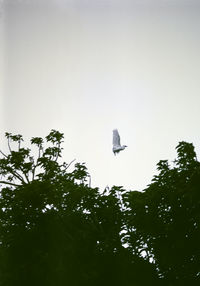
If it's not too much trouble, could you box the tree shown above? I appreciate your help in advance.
[0,130,158,286]
[123,142,200,285]
[2,131,198,285]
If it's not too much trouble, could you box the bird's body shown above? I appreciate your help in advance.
[112,129,127,155]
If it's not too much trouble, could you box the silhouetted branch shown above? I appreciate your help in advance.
[32,165,36,181]
[18,140,21,151]
[9,169,26,184]
[65,159,76,170]
[23,171,30,184]
[0,181,21,187]
[7,138,12,153]
[0,150,8,158]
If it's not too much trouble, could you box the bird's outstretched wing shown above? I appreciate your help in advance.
[113,129,121,147]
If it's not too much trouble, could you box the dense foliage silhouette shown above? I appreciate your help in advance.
[0,130,199,285]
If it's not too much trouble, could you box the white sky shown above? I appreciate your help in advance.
[1,0,200,191]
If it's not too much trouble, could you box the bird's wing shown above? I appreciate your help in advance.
[113,129,121,146]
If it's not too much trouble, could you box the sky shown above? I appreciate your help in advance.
[1,0,200,191]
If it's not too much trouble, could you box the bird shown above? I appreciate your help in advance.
[112,129,127,155]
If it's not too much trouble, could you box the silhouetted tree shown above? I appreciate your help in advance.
[0,130,158,286]
[123,141,200,285]
[1,131,199,285]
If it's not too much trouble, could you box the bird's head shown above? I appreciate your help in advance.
[122,145,127,149]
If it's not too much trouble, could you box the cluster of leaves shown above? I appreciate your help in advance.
[0,131,200,286]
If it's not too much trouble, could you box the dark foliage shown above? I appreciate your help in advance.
[0,131,199,285]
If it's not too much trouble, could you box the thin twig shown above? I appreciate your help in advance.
[9,169,26,184]
[16,164,30,184]
[7,138,12,153]
[65,159,76,170]
[0,150,8,158]
[16,163,30,184]
[23,171,30,184]
[0,181,21,187]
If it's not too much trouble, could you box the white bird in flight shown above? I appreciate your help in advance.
[112,129,127,155]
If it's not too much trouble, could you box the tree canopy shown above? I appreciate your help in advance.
[0,130,199,285]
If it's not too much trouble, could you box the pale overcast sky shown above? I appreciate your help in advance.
[1,0,200,191]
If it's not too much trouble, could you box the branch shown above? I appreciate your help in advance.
[32,145,43,181]
[55,143,60,162]
[7,138,12,153]
[65,159,76,170]
[1,150,28,184]
[9,169,26,184]
[32,164,36,181]
[38,148,41,160]
[22,171,30,184]
[18,140,21,151]
[31,147,41,181]
[38,145,44,159]
[1,147,27,183]
[0,181,21,187]
[17,164,30,184]
[36,145,43,163]
[0,150,8,158]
